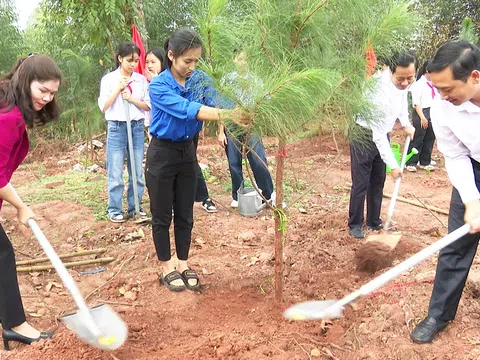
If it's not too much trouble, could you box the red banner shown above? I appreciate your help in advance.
[132,24,146,75]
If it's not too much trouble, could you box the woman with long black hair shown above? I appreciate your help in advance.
[147,28,251,292]
[0,54,62,349]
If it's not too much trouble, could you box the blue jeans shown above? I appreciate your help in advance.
[225,127,273,201]
[106,120,145,216]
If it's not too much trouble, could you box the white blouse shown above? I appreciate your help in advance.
[98,68,149,121]
[410,75,437,109]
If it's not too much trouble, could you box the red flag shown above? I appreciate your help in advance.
[365,40,377,78]
[132,24,146,75]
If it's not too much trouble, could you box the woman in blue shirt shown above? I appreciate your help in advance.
[147,28,251,292]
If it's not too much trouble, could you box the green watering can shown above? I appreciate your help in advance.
[386,142,418,173]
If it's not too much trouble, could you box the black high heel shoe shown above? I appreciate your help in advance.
[2,329,53,350]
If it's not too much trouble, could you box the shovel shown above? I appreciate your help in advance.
[28,219,128,350]
[123,99,150,224]
[355,136,416,272]
[284,223,471,321]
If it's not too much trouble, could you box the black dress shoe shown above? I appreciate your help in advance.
[349,227,365,239]
[410,316,449,344]
[2,329,53,350]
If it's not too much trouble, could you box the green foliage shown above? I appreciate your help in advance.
[459,17,479,44]
[42,50,106,141]
[412,0,480,59]
[38,0,139,63]
[23,0,139,142]
[16,0,423,145]
[197,0,420,141]
[144,0,196,48]
[0,0,24,73]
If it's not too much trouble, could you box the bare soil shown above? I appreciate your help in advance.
[2,128,479,360]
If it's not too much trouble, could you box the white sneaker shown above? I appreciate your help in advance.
[230,200,238,208]
[419,164,435,171]
[418,161,437,166]
[406,165,417,172]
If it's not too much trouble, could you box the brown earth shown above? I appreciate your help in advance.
[1,127,479,360]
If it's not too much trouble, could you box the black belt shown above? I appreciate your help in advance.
[152,137,193,149]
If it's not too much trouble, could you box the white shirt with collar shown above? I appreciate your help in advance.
[98,68,149,121]
[356,69,412,169]
[431,98,480,203]
[410,75,437,109]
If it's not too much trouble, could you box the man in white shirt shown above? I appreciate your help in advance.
[411,41,480,344]
[348,52,416,239]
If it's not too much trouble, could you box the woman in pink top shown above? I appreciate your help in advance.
[0,54,62,350]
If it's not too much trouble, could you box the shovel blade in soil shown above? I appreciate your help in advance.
[60,304,128,350]
[284,300,343,320]
[365,232,402,249]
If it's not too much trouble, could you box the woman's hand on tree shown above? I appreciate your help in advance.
[230,106,253,127]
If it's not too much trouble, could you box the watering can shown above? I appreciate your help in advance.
[237,183,266,217]
[386,142,418,173]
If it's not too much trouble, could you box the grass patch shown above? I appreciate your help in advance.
[17,171,108,221]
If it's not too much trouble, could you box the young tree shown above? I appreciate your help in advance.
[197,0,420,300]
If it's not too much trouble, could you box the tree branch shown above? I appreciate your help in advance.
[292,0,329,49]
[257,5,280,70]
[158,1,178,26]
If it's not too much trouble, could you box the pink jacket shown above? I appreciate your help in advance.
[0,105,29,210]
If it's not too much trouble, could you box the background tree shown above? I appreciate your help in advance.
[0,0,25,73]
[23,0,149,142]
[144,0,196,48]
[412,0,480,60]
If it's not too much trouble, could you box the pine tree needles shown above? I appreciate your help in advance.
[197,0,420,140]
[459,17,479,44]
[253,68,339,139]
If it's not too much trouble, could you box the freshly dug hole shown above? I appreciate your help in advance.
[355,241,393,273]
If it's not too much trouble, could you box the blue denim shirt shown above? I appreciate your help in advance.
[149,68,222,142]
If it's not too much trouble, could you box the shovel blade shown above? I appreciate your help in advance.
[60,304,128,350]
[365,232,402,250]
[283,300,343,321]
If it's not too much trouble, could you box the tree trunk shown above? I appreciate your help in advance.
[107,35,116,62]
[274,139,286,302]
[134,0,148,48]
